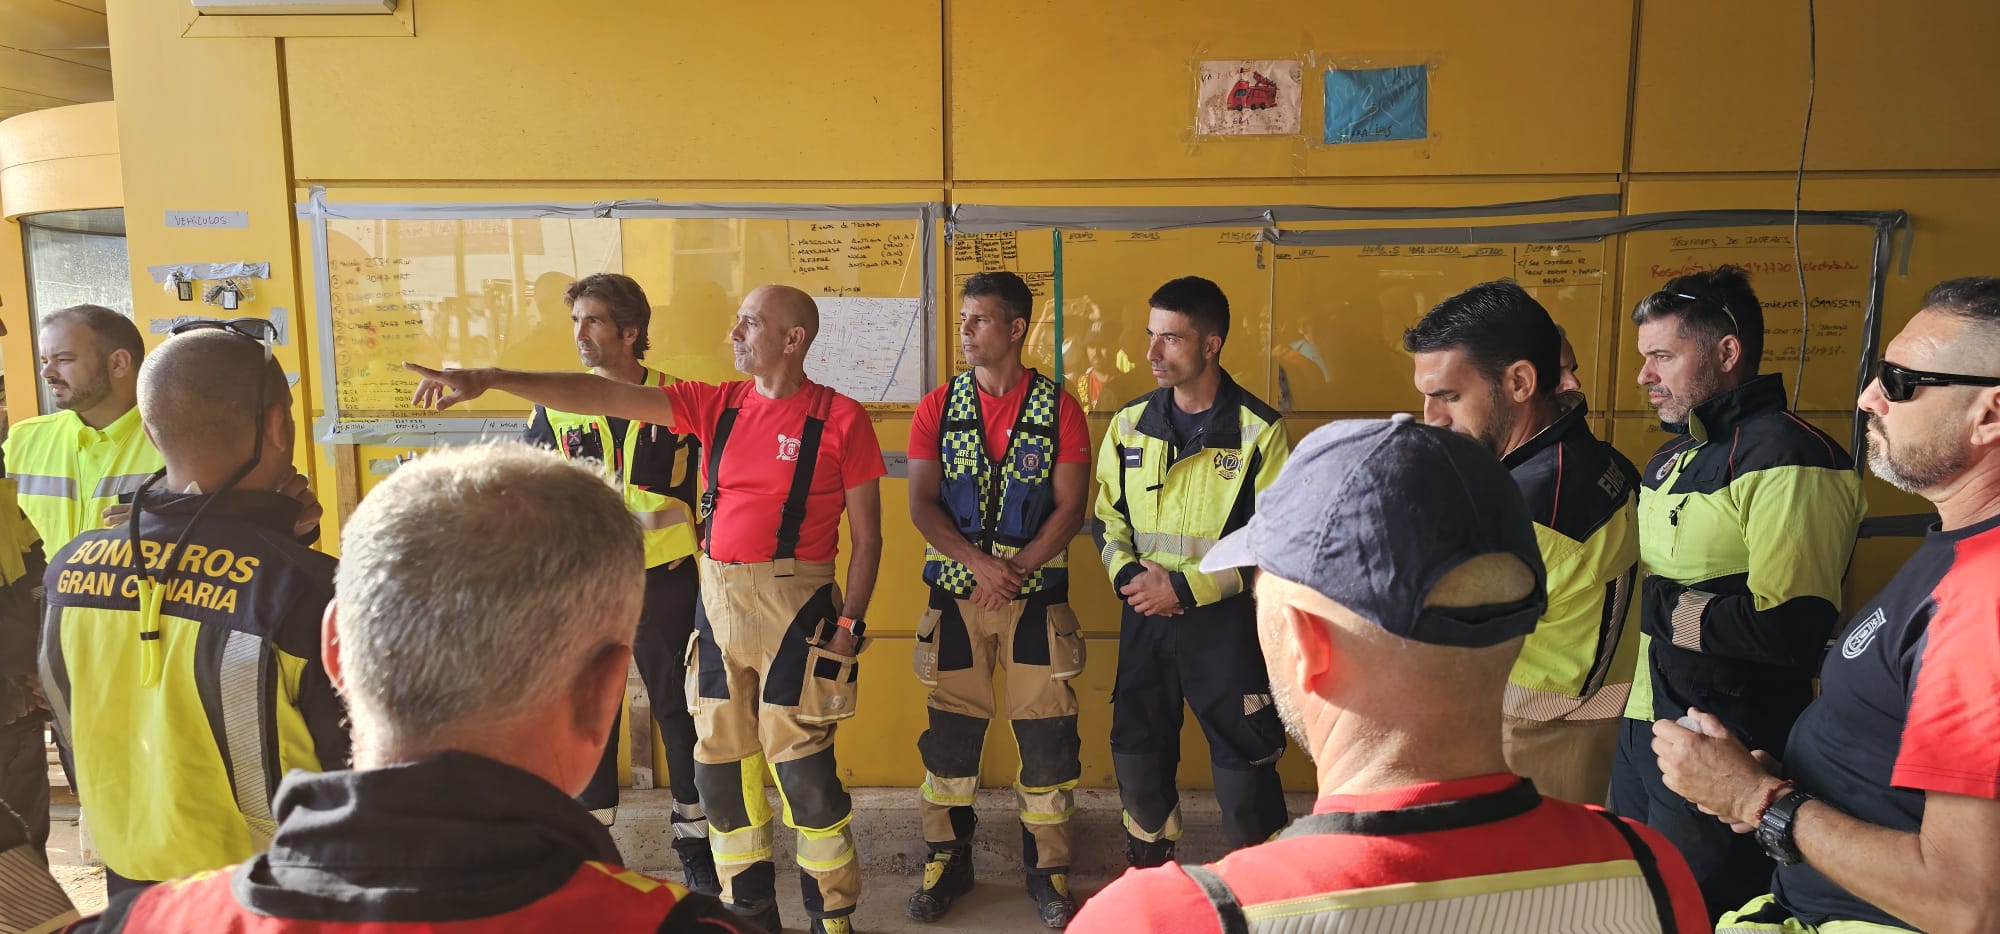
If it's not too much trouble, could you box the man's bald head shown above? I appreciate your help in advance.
[747,284,820,345]
[138,330,290,470]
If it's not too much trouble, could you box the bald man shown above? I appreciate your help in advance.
[409,284,886,934]
[40,325,348,897]
[1074,417,1707,933]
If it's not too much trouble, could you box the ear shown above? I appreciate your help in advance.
[621,325,642,350]
[1282,603,1338,697]
[572,642,633,742]
[1203,332,1224,363]
[1715,333,1745,374]
[1009,315,1029,345]
[1971,387,2000,449]
[786,325,808,354]
[106,348,135,380]
[320,599,345,695]
[1502,359,1538,404]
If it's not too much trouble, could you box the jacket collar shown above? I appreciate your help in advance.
[232,752,623,922]
[60,404,145,444]
[1133,367,1246,449]
[136,484,305,538]
[1502,393,1591,471]
[1683,372,1789,442]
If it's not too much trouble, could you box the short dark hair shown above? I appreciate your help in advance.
[1921,276,2000,328]
[1148,276,1230,343]
[1402,280,1561,398]
[564,273,652,360]
[41,304,145,364]
[960,271,1033,325]
[1631,264,1764,370]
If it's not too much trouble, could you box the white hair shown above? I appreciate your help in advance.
[333,442,644,754]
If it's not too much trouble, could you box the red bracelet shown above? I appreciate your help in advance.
[1751,780,1794,825]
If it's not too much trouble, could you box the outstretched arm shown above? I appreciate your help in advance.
[405,363,674,425]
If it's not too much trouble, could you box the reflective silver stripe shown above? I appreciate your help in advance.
[634,503,692,531]
[1133,531,1219,560]
[1213,567,1246,600]
[91,473,154,499]
[13,474,75,499]
[0,844,78,932]
[1504,680,1632,722]
[1237,868,1660,933]
[37,604,71,751]
[220,630,277,849]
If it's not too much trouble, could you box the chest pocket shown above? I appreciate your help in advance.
[629,431,694,493]
[561,425,606,463]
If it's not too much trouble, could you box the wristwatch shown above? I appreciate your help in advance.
[1756,788,1815,865]
[835,615,867,639]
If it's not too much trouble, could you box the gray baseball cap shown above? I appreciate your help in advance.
[1201,413,1546,647]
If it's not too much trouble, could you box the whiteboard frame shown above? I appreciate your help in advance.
[296,187,943,445]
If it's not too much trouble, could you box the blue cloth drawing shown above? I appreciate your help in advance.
[1323,65,1428,144]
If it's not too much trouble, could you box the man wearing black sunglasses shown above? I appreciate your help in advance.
[1653,276,2000,933]
[38,326,348,896]
[1613,265,1867,921]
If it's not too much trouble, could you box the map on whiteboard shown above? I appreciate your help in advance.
[805,296,926,403]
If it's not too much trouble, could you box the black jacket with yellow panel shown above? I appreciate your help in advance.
[1500,396,1642,723]
[39,487,347,884]
[1092,369,1290,610]
[1626,373,1866,755]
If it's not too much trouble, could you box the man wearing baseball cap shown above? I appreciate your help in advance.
[1070,415,1708,933]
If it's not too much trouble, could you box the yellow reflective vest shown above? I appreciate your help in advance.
[525,367,700,568]
[1093,370,1289,608]
[4,406,163,559]
[39,490,347,883]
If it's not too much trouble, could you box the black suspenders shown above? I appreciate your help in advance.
[698,382,834,570]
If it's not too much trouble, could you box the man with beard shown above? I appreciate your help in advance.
[1653,277,2000,934]
[1092,276,1291,870]
[1404,280,1641,805]
[520,273,718,894]
[5,305,162,561]
[1612,266,1866,920]
[903,272,1091,928]
[1070,416,1708,933]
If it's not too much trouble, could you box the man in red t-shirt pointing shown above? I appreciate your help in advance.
[904,272,1091,928]
[409,284,885,934]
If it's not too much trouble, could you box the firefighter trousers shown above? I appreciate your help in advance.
[686,557,861,919]
[579,561,708,844]
[1109,595,1287,852]
[912,585,1085,873]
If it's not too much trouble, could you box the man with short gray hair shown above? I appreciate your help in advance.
[66,443,744,932]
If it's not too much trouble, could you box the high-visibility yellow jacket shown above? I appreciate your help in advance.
[524,367,700,568]
[1500,397,1642,722]
[1092,370,1289,608]
[40,489,347,883]
[4,406,162,559]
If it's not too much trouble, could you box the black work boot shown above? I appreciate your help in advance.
[1125,833,1177,869]
[905,844,975,922]
[672,837,721,897]
[1027,871,1076,928]
[728,898,781,934]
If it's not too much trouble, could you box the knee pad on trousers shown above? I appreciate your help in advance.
[771,748,852,830]
[1111,751,1179,838]
[917,707,987,777]
[1212,764,1287,848]
[694,754,771,833]
[1011,715,1082,788]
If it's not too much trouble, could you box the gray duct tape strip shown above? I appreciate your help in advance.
[1851,220,1899,458]
[919,202,940,392]
[313,416,532,447]
[947,194,1623,234]
[310,188,342,446]
[295,196,937,222]
[1265,209,1907,247]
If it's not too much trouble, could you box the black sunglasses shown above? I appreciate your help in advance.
[165,316,278,469]
[1876,360,2000,403]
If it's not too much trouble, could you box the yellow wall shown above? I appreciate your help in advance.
[46,0,2000,793]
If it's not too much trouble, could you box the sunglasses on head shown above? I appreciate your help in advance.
[1652,291,1740,335]
[168,316,277,356]
[1875,360,2000,403]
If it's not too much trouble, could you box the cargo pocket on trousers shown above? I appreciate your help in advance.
[912,607,943,687]
[798,645,860,724]
[683,631,703,711]
[1046,603,1086,680]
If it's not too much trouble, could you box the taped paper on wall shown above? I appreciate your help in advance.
[804,296,926,403]
[1323,64,1428,144]
[1195,59,1303,136]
